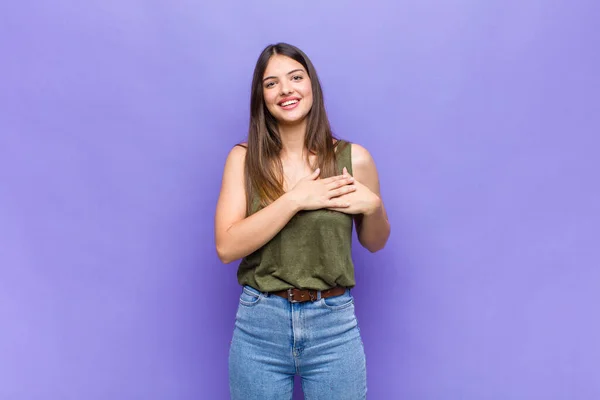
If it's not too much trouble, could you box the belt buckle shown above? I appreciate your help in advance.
[287,288,299,303]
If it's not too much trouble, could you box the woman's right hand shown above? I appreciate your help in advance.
[287,168,357,211]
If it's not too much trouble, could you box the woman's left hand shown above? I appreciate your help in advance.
[328,167,382,215]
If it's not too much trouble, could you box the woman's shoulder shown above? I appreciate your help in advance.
[348,142,380,191]
[335,139,369,156]
[228,142,248,157]
[222,143,248,171]
[348,142,374,167]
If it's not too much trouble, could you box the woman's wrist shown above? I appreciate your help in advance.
[282,191,303,214]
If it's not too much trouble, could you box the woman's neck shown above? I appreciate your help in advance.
[279,120,308,161]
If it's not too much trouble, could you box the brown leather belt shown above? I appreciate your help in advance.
[271,286,346,303]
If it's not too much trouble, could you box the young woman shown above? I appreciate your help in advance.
[215,42,390,400]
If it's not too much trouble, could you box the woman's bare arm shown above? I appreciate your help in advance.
[214,146,300,264]
[351,144,391,252]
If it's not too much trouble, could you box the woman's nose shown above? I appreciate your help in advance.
[279,82,293,95]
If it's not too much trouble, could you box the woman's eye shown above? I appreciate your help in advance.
[265,81,275,88]
[292,75,303,81]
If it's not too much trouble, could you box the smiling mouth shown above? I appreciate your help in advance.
[279,99,300,109]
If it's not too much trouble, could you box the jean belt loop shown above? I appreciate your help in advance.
[317,290,322,301]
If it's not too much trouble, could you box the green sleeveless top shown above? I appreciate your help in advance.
[237,141,355,292]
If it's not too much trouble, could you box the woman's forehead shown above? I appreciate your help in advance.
[263,55,306,78]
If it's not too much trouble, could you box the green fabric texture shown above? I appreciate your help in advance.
[237,140,355,292]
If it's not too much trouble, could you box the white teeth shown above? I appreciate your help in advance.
[281,100,298,107]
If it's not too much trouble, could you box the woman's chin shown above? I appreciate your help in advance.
[277,114,308,126]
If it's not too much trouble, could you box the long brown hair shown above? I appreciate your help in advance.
[244,43,343,214]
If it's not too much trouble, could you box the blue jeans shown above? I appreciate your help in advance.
[229,285,367,400]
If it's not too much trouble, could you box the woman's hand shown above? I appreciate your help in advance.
[328,167,381,215]
[287,168,357,211]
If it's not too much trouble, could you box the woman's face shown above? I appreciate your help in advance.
[262,54,313,126]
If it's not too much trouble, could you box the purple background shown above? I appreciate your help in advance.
[1,0,599,399]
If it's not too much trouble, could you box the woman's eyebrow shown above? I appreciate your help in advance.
[263,69,305,82]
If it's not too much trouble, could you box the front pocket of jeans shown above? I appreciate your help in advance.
[239,287,262,306]
[321,293,354,310]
